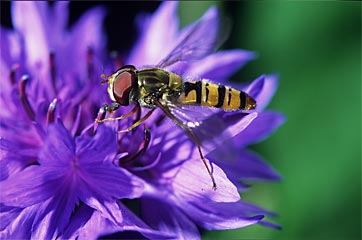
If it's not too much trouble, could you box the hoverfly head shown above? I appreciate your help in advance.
[108,65,137,106]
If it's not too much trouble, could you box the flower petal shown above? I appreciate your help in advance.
[198,111,258,156]
[0,166,59,207]
[172,158,240,203]
[246,74,279,111]
[127,1,179,66]
[214,201,280,229]
[180,200,263,230]
[63,201,172,239]
[31,192,78,239]
[48,2,69,46]
[39,123,75,167]
[232,201,278,217]
[0,204,36,239]
[62,203,139,239]
[76,125,117,164]
[57,204,94,239]
[0,136,40,180]
[141,197,199,240]
[186,50,256,81]
[118,202,174,239]
[217,149,281,182]
[79,165,144,201]
[63,6,106,80]
[12,2,49,76]
[0,205,22,231]
[258,220,282,229]
[0,27,22,69]
[233,111,286,147]
[0,52,10,93]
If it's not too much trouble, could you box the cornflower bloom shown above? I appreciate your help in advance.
[0,1,285,239]
[1,2,168,239]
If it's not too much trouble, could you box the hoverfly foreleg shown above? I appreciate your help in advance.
[94,103,116,132]
[96,103,139,123]
[153,99,217,190]
[118,108,155,133]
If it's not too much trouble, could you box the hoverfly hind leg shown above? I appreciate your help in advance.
[153,98,217,190]
[196,143,217,191]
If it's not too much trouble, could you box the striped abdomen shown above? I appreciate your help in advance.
[177,81,256,111]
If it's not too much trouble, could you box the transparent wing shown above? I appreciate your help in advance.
[158,100,240,162]
[156,7,230,69]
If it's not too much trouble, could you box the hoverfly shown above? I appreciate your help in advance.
[97,8,256,190]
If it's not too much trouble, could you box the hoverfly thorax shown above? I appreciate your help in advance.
[107,65,137,106]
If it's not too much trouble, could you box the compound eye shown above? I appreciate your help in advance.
[113,71,135,106]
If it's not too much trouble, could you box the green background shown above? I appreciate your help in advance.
[179,2,361,240]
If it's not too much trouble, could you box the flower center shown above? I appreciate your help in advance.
[87,47,94,81]
[18,75,35,121]
[119,125,151,168]
[9,64,19,85]
[46,98,58,124]
[49,51,57,95]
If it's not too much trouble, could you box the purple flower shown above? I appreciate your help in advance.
[100,2,285,239]
[0,2,169,239]
[0,2,285,239]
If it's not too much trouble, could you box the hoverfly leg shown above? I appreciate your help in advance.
[153,99,217,190]
[96,103,138,123]
[118,109,155,133]
[94,104,108,132]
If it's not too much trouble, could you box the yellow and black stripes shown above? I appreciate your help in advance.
[178,81,256,111]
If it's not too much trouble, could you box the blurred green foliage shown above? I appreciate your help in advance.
[180,2,361,240]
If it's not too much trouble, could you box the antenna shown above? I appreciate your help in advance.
[100,66,109,84]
